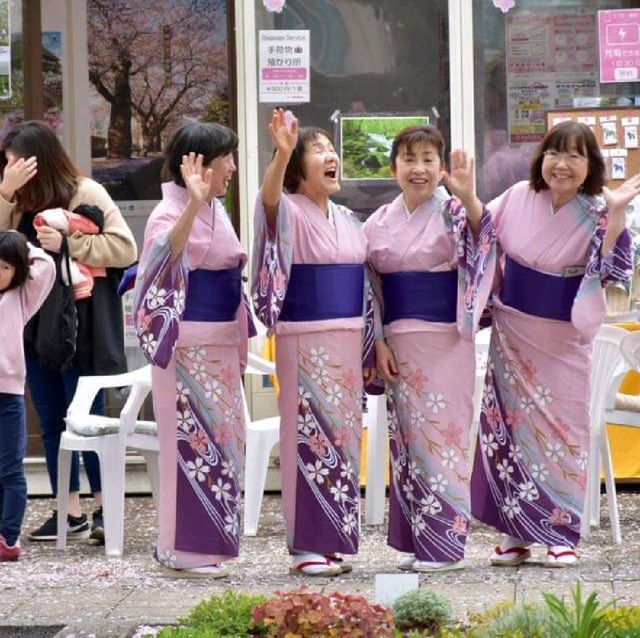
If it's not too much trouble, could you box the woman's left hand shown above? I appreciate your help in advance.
[443,150,475,202]
[363,366,377,385]
[36,226,63,253]
[604,173,640,215]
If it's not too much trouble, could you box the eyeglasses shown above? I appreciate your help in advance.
[543,150,587,165]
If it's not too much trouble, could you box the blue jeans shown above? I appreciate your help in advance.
[26,358,103,495]
[0,394,27,546]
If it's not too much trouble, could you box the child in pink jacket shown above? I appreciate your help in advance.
[0,231,55,560]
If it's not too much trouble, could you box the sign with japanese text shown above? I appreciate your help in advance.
[258,30,310,103]
[599,10,640,83]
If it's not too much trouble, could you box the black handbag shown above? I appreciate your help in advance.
[32,237,78,371]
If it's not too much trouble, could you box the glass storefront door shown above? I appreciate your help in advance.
[253,0,450,218]
[472,0,640,202]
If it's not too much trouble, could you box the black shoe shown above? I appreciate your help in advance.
[28,510,90,542]
[90,507,104,545]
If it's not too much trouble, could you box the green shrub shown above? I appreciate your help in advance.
[601,605,640,637]
[392,589,453,633]
[543,582,613,638]
[469,602,553,638]
[158,590,267,638]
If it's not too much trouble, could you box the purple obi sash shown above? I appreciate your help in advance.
[381,270,458,325]
[183,267,241,322]
[279,264,364,322]
[500,255,582,322]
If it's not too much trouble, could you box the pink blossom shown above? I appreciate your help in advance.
[263,0,286,13]
[505,408,523,431]
[342,368,357,390]
[452,515,467,534]
[188,430,209,455]
[334,428,350,447]
[309,434,328,456]
[486,407,501,430]
[479,233,491,256]
[274,269,286,294]
[259,266,269,288]
[214,425,232,447]
[520,359,537,381]
[136,308,152,332]
[220,366,234,386]
[442,422,462,447]
[407,368,427,392]
[549,507,572,525]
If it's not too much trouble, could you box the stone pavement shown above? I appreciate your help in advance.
[1,492,640,637]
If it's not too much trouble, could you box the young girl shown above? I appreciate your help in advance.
[0,231,55,560]
[364,125,493,572]
[252,109,375,576]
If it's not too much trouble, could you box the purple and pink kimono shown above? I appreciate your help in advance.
[251,193,369,555]
[134,182,249,569]
[364,188,494,562]
[471,180,632,547]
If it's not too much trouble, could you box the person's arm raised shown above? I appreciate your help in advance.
[442,149,483,233]
[261,108,298,228]
[168,152,212,262]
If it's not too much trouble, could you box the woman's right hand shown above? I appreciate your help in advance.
[268,108,298,157]
[375,339,399,383]
[180,153,212,205]
[0,155,37,201]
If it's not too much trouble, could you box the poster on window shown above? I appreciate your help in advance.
[598,9,640,83]
[0,0,10,100]
[258,30,310,104]
[87,0,230,201]
[506,11,598,144]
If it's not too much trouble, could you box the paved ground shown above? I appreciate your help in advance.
[1,491,639,637]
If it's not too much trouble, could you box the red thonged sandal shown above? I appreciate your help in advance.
[289,552,342,576]
[490,545,532,566]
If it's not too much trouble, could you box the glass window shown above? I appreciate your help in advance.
[255,0,449,217]
[473,0,640,203]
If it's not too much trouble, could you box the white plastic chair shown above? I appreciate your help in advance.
[242,352,280,536]
[363,393,388,526]
[582,324,627,544]
[57,366,158,556]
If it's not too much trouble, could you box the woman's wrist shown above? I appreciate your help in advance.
[0,184,15,202]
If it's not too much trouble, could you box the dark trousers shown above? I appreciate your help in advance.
[26,358,103,495]
[0,394,27,546]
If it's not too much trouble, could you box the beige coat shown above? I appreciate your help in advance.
[0,177,137,267]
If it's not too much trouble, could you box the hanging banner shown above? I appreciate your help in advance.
[599,9,640,84]
[258,30,310,104]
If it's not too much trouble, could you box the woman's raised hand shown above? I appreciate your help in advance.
[0,155,37,201]
[443,150,475,203]
[604,173,640,216]
[180,153,212,205]
[268,108,298,157]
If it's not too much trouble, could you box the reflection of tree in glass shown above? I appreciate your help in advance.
[88,0,228,159]
[0,1,8,47]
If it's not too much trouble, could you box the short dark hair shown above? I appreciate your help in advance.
[390,124,445,167]
[164,121,238,187]
[0,120,80,212]
[283,127,334,193]
[530,121,605,195]
[0,231,30,291]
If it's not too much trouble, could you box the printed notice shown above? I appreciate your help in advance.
[259,30,310,104]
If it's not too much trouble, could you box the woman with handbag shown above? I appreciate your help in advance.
[0,120,137,544]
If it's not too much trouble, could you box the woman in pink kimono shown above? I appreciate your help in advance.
[364,125,494,572]
[252,109,375,576]
[134,122,249,578]
[471,121,638,567]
